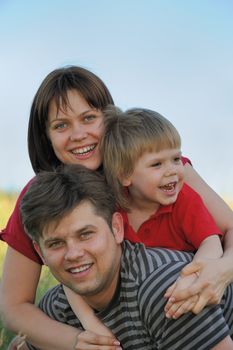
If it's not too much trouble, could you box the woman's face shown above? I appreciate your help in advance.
[47,90,104,170]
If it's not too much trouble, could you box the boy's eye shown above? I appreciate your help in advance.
[174,157,182,163]
[151,162,161,168]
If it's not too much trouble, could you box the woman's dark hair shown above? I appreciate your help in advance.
[28,66,114,173]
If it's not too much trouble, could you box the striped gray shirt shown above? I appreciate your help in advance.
[28,241,233,349]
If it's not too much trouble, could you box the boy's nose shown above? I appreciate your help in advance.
[164,164,177,176]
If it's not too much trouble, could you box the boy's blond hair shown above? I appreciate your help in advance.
[101,105,181,211]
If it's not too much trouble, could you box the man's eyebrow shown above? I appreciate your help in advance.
[43,237,61,245]
[78,224,97,233]
[43,225,97,242]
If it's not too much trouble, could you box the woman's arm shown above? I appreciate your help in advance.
[0,247,79,350]
[1,247,120,350]
[164,163,233,316]
[184,163,233,286]
[184,163,233,234]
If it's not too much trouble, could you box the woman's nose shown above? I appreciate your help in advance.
[70,124,88,142]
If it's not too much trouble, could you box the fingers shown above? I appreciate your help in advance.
[180,261,202,277]
[74,331,122,350]
[166,276,209,302]
[191,287,223,314]
[164,281,177,299]
[165,295,199,319]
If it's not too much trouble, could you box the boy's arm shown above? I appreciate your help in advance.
[63,285,114,336]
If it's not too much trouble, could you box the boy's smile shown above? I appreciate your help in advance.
[125,148,184,211]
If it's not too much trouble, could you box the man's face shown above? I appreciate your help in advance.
[35,201,124,310]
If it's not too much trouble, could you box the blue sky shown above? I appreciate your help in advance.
[0,0,232,199]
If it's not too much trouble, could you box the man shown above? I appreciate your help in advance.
[20,164,233,350]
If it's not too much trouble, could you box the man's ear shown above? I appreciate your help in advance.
[111,212,124,244]
[33,241,47,265]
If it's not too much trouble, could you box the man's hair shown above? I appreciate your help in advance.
[28,66,114,174]
[20,164,116,242]
[101,106,181,210]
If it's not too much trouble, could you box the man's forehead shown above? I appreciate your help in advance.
[41,201,104,239]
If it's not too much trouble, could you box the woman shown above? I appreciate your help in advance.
[1,66,233,350]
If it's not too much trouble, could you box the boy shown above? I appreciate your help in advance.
[101,106,223,317]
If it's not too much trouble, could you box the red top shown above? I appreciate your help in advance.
[0,179,43,264]
[121,183,222,251]
[0,156,194,264]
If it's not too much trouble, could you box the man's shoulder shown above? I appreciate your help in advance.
[122,241,193,283]
[38,284,69,315]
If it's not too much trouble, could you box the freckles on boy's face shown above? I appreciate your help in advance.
[37,201,124,306]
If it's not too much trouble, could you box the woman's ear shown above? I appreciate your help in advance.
[111,212,124,244]
[33,241,47,265]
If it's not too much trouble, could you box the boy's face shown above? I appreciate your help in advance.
[124,148,184,211]
[34,201,124,310]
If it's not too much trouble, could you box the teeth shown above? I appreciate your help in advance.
[72,145,95,155]
[69,264,91,273]
[161,182,176,191]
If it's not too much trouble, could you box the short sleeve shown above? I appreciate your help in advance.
[175,184,223,248]
[181,155,192,166]
[0,179,43,264]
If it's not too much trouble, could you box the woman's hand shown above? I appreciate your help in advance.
[164,257,229,317]
[164,272,200,318]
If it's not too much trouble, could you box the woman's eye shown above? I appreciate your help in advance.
[54,122,67,130]
[84,114,96,123]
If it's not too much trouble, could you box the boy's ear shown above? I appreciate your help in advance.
[111,212,124,244]
[121,177,131,187]
[33,241,47,265]
[118,173,132,187]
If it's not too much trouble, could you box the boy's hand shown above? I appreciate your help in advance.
[74,330,122,350]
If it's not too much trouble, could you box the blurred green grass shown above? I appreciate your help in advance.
[0,191,57,349]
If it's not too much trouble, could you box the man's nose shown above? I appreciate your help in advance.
[64,243,84,261]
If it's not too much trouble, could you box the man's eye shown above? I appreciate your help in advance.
[80,232,93,240]
[48,241,63,249]
[174,157,181,163]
